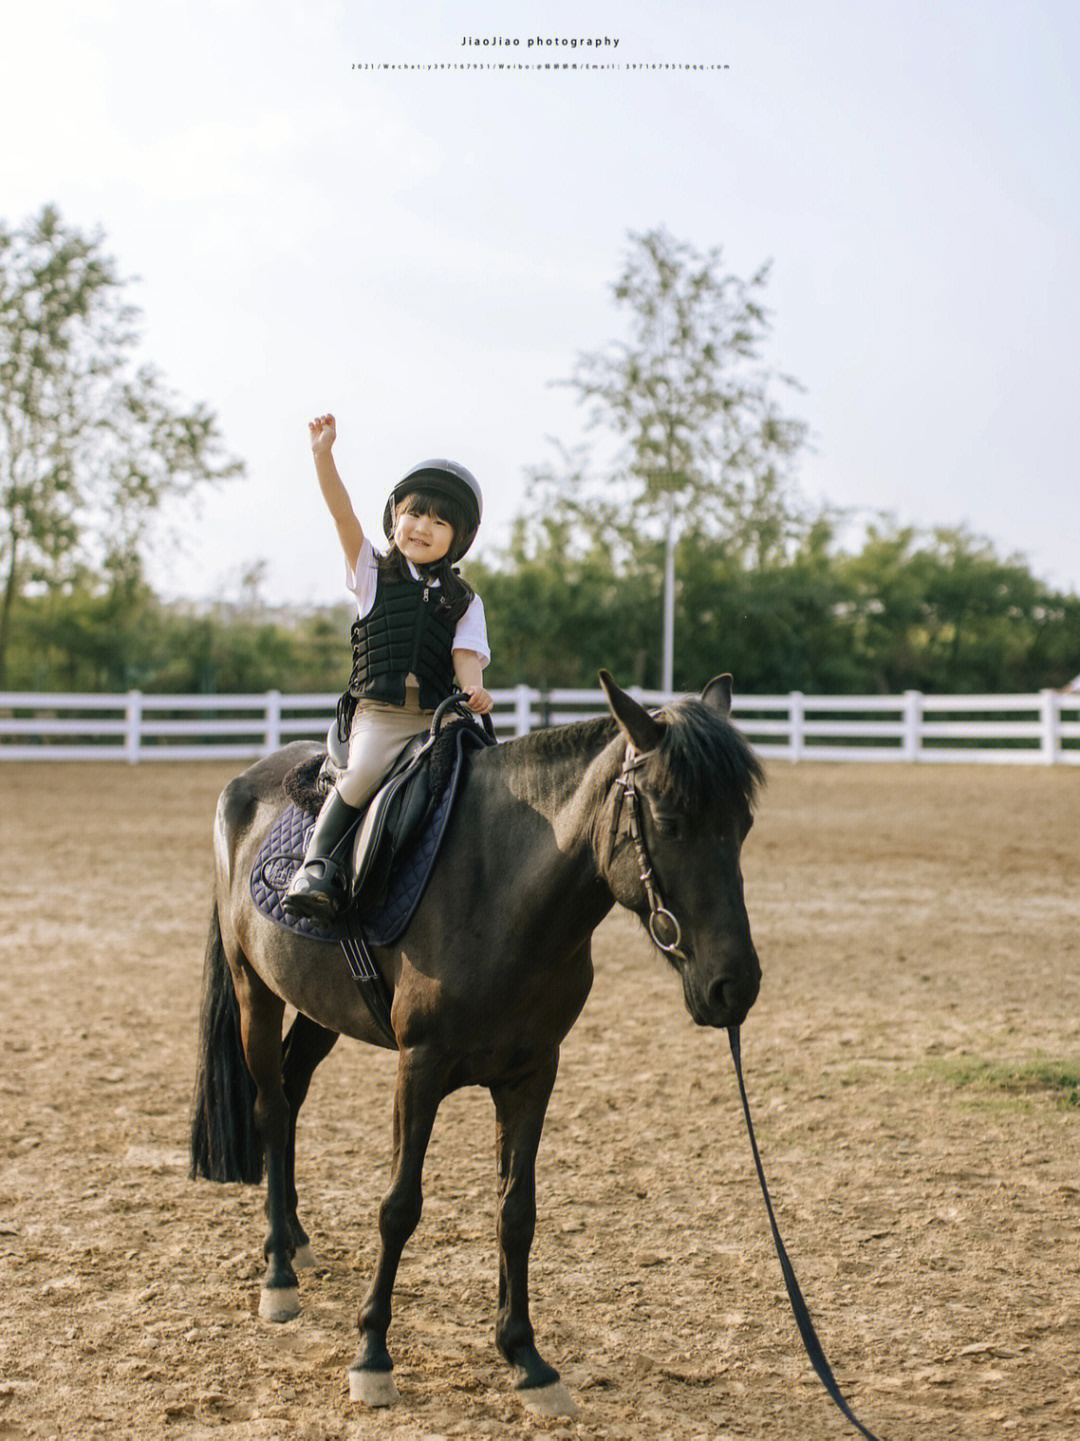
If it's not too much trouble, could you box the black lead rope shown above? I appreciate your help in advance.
[727,1026,885,1441]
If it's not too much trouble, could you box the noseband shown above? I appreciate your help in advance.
[606,742,687,963]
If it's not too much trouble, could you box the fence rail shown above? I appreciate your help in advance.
[1,688,1078,764]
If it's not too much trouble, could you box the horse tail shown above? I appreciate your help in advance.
[189,899,264,1183]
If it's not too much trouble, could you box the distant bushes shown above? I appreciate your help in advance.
[5,518,1077,696]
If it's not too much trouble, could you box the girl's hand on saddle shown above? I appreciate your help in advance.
[309,414,336,455]
[463,684,493,715]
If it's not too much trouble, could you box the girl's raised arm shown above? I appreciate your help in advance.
[309,414,364,571]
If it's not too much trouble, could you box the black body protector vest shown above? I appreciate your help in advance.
[336,572,458,741]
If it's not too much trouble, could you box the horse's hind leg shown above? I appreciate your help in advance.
[282,1012,339,1268]
[491,1053,577,1417]
[231,955,299,1321]
[349,1048,444,1406]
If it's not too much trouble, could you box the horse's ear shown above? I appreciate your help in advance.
[702,674,733,718]
[599,669,664,752]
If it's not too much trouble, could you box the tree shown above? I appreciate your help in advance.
[672,516,864,694]
[0,205,243,683]
[539,227,808,688]
[835,520,1061,693]
[467,513,660,689]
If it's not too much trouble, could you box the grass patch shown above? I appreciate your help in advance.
[923,1054,1080,1109]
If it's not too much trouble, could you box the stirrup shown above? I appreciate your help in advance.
[283,856,351,922]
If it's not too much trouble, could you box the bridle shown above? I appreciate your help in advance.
[606,741,687,963]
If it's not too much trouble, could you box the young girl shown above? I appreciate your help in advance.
[283,413,492,923]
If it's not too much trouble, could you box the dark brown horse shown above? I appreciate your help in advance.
[190,671,764,1416]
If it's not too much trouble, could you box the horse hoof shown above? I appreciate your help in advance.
[258,1284,300,1322]
[520,1381,579,1417]
[348,1368,400,1407]
[292,1243,318,1270]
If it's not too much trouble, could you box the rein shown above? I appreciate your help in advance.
[609,742,886,1439]
[727,1028,885,1440]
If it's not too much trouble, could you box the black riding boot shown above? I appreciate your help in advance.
[282,788,363,922]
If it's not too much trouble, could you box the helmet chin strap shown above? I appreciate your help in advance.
[413,557,448,580]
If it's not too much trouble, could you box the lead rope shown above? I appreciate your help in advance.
[614,744,887,1435]
[728,1026,886,1441]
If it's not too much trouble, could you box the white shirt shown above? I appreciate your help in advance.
[344,536,490,666]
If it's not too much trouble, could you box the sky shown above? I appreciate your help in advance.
[2,0,1078,606]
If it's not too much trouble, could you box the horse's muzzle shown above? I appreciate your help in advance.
[684,952,761,1028]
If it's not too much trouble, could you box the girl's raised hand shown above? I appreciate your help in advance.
[309,414,336,454]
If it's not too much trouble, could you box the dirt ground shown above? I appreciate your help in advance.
[1,756,1079,1441]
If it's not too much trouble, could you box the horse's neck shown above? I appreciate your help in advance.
[484,720,619,856]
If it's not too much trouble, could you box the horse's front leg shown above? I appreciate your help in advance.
[491,1052,578,1417]
[350,1047,444,1407]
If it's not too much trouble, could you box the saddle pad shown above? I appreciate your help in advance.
[249,725,479,947]
[249,802,342,943]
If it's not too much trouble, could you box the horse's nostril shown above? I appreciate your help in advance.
[708,978,729,1015]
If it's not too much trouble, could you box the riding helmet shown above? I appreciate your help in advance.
[383,460,483,561]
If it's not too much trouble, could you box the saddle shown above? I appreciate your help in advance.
[283,712,487,910]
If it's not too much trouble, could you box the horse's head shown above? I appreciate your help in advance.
[597,670,764,1029]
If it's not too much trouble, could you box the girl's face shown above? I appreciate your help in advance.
[393,503,454,565]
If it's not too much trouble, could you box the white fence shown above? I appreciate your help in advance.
[1,688,1078,765]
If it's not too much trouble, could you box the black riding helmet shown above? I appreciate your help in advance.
[383,460,483,562]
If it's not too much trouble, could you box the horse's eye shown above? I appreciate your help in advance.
[652,813,681,835]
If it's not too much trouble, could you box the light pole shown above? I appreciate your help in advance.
[662,493,676,695]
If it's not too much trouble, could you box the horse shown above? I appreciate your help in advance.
[190,670,764,1416]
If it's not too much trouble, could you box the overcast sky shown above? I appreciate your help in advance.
[3,0,1078,605]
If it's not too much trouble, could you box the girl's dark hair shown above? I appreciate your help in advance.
[378,487,475,623]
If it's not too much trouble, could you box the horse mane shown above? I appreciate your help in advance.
[497,701,764,816]
[509,714,619,763]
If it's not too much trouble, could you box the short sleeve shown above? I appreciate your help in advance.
[452,593,490,667]
[344,536,379,619]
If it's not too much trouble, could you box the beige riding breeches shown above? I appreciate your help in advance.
[334,685,434,809]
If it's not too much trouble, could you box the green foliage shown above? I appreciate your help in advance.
[471,512,1078,695]
[4,561,353,695]
[4,514,1075,695]
[467,516,659,688]
[4,215,1075,700]
[529,226,812,689]
[540,227,808,559]
[835,522,1057,693]
[0,205,243,682]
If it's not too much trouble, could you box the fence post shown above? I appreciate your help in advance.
[265,690,282,754]
[789,692,804,762]
[125,690,143,764]
[514,684,534,737]
[1040,689,1061,765]
[903,690,922,762]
